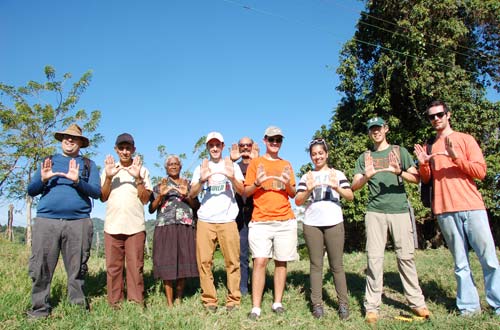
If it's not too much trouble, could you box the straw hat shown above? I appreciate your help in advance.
[54,124,90,148]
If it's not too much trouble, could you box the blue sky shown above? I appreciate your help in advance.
[1,0,365,224]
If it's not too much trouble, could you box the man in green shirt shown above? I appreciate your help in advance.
[351,117,429,324]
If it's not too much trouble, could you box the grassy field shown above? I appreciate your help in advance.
[1,237,499,330]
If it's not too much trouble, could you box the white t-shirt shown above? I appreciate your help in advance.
[191,160,244,223]
[297,169,350,227]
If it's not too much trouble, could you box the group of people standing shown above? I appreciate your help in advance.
[26,100,500,324]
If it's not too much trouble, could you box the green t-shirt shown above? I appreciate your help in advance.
[354,145,413,213]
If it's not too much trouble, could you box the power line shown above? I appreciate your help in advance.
[219,0,480,75]
[322,0,498,61]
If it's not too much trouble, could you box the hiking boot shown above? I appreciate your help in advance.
[312,304,324,319]
[412,306,430,319]
[338,303,350,320]
[365,311,378,324]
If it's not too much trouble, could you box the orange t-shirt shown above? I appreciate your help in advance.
[245,156,296,221]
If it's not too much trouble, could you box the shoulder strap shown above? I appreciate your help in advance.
[81,157,91,180]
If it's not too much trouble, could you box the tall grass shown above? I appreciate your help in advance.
[1,237,499,329]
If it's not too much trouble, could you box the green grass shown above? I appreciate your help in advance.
[1,237,499,329]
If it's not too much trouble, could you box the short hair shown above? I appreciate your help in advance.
[427,100,449,113]
[164,154,182,168]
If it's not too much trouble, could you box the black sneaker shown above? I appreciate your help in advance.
[312,304,324,319]
[338,303,350,320]
[248,312,259,320]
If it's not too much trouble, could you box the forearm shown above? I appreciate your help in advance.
[295,190,310,206]
[337,187,354,201]
[100,177,112,202]
[351,174,366,191]
[453,158,487,180]
[401,167,419,184]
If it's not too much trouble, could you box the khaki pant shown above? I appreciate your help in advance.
[364,212,426,312]
[196,221,241,307]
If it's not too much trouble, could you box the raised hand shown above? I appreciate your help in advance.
[327,168,338,189]
[159,178,170,196]
[364,152,377,179]
[224,157,234,179]
[199,158,211,182]
[387,150,401,175]
[230,143,241,161]
[304,171,316,191]
[64,159,80,182]
[126,156,143,179]
[255,164,267,185]
[414,144,430,165]
[445,136,457,159]
[104,155,121,178]
[250,143,260,159]
[278,165,292,185]
[41,158,59,182]
[176,178,189,196]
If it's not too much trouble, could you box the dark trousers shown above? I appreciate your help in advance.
[239,221,250,294]
[28,217,93,317]
[303,222,348,306]
[104,231,146,305]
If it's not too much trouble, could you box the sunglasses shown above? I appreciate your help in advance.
[62,134,81,140]
[267,136,283,144]
[427,111,446,121]
[239,143,252,148]
[309,138,328,150]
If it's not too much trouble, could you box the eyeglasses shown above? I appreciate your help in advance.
[309,138,328,151]
[239,143,252,148]
[427,111,446,121]
[267,136,283,144]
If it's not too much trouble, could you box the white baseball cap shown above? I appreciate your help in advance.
[205,131,224,143]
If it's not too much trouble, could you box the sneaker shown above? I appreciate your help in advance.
[365,311,378,324]
[248,312,259,320]
[312,304,324,319]
[338,303,350,320]
[412,306,430,319]
[272,306,285,314]
[205,305,217,313]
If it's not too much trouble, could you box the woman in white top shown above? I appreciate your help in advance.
[295,138,353,320]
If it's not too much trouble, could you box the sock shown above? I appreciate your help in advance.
[251,307,261,316]
[272,302,283,310]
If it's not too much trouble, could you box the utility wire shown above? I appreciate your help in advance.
[322,0,498,61]
[219,0,479,75]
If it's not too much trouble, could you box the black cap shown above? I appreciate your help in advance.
[115,133,135,146]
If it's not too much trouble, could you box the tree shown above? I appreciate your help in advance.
[308,0,500,247]
[0,66,102,245]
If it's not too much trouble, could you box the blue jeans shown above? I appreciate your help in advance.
[239,222,250,294]
[437,210,500,315]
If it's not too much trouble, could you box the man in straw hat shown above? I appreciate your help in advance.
[27,123,101,319]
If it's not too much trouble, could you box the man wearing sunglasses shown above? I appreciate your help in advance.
[415,100,500,317]
[230,137,260,296]
[352,117,430,324]
[244,126,297,320]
